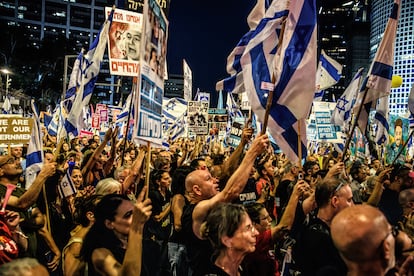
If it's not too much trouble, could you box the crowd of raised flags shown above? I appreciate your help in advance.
[9,0,413,173]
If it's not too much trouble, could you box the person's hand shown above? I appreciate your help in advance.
[292,180,312,199]
[78,185,95,198]
[241,123,253,144]
[111,126,119,141]
[376,167,393,188]
[104,127,113,141]
[47,251,61,272]
[38,162,57,178]
[397,255,414,276]
[132,186,152,228]
[249,134,269,155]
[4,210,21,231]
[326,161,345,178]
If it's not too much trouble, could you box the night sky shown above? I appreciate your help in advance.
[166,0,256,106]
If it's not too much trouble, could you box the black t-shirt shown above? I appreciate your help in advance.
[145,189,172,241]
[233,177,258,205]
[293,217,346,276]
[182,203,214,276]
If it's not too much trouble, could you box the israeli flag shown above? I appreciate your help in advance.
[241,0,317,162]
[62,8,114,140]
[25,100,44,189]
[355,0,400,133]
[315,50,343,91]
[331,68,364,132]
[216,0,267,94]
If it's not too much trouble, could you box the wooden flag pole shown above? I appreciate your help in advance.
[121,78,136,166]
[260,17,287,135]
[341,86,369,162]
[145,141,151,199]
[297,120,302,168]
[391,130,413,165]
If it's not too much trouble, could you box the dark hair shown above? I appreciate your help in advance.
[171,165,192,195]
[190,158,205,171]
[80,194,130,264]
[73,194,102,227]
[150,169,168,189]
[245,202,265,224]
[350,161,363,178]
[315,177,348,207]
[303,160,319,176]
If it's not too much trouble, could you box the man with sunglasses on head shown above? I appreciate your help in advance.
[293,177,353,275]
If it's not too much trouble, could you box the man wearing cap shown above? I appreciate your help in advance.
[0,155,57,260]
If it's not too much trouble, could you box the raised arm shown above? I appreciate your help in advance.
[81,128,112,177]
[6,162,56,210]
[121,148,146,193]
[221,126,253,179]
[192,134,268,238]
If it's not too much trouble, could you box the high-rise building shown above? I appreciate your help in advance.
[164,73,184,99]
[370,0,414,115]
[0,0,121,104]
[318,0,371,101]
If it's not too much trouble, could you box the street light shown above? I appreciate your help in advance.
[1,68,12,94]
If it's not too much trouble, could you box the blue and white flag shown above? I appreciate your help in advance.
[62,8,114,140]
[25,100,44,189]
[47,104,61,136]
[162,97,187,125]
[331,68,364,132]
[215,0,267,93]
[355,0,400,133]
[58,169,77,198]
[116,91,135,124]
[2,94,12,114]
[62,51,83,114]
[372,96,389,145]
[315,49,343,91]
[241,0,317,162]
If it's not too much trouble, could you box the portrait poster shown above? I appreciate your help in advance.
[92,113,101,130]
[385,115,409,165]
[188,101,209,135]
[134,72,163,145]
[141,0,168,85]
[105,7,143,76]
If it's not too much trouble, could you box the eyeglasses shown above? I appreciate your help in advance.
[243,224,257,235]
[378,226,398,253]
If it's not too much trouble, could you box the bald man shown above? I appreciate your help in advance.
[331,205,395,275]
[182,134,269,275]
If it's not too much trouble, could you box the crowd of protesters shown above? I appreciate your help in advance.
[1,123,414,276]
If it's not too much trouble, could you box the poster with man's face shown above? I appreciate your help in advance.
[385,115,409,165]
[106,8,143,76]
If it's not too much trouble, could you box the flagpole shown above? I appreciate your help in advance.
[145,141,151,199]
[297,120,302,168]
[261,17,287,135]
[391,130,413,165]
[121,78,136,166]
[341,86,369,162]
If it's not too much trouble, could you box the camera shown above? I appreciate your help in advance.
[298,173,304,180]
